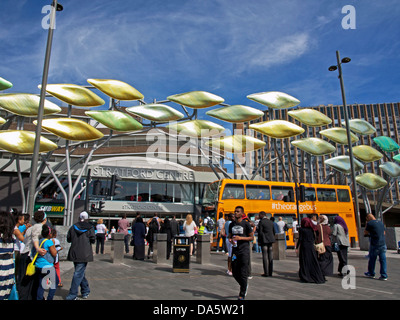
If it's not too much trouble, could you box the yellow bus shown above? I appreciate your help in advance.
[202,179,357,248]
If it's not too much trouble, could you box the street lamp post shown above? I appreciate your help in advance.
[27,1,63,216]
[329,50,362,246]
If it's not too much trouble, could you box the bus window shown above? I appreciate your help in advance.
[271,186,294,202]
[222,184,245,199]
[304,187,316,201]
[203,181,220,205]
[316,188,337,202]
[337,189,350,202]
[246,185,270,200]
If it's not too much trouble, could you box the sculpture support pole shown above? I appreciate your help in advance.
[27,0,58,216]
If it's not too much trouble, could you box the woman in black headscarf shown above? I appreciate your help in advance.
[132,217,146,260]
[296,217,325,284]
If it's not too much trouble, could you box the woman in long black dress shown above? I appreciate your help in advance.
[296,217,325,284]
[132,217,146,260]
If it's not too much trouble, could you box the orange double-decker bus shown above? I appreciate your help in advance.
[202,179,358,248]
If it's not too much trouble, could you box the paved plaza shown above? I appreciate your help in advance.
[54,243,400,301]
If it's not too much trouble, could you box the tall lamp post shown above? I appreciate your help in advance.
[27,1,63,216]
[329,50,362,245]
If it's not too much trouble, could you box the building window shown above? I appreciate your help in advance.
[89,179,193,204]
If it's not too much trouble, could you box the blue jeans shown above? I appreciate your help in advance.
[36,266,59,300]
[253,236,261,253]
[66,262,90,300]
[368,244,387,278]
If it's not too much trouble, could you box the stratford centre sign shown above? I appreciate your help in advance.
[90,165,195,182]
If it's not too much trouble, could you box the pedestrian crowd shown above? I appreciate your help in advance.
[0,207,389,300]
[226,209,388,299]
[0,209,95,300]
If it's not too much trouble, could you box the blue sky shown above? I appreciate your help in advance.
[1,0,399,115]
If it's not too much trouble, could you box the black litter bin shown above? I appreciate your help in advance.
[173,236,190,273]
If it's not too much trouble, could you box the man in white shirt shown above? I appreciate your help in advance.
[292,218,299,234]
[203,213,214,249]
[276,217,285,234]
[216,214,226,253]
[276,216,287,250]
[292,217,299,254]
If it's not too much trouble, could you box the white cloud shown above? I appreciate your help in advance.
[44,0,321,85]
[2,0,399,107]
[247,33,312,69]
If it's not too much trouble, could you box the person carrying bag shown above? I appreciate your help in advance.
[314,224,326,255]
[26,239,46,276]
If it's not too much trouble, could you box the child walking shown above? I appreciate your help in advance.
[51,228,63,287]
[35,225,59,300]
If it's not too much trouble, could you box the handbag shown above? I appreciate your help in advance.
[26,239,46,276]
[332,242,340,252]
[314,225,326,255]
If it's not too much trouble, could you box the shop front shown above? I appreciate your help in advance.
[34,203,65,225]
[86,156,210,226]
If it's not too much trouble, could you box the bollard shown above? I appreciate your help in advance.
[153,233,168,264]
[111,233,125,263]
[196,234,211,264]
[273,233,286,260]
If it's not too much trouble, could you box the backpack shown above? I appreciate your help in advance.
[149,218,159,233]
[146,218,159,242]
[205,217,215,231]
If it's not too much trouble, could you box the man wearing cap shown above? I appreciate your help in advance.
[66,211,95,300]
